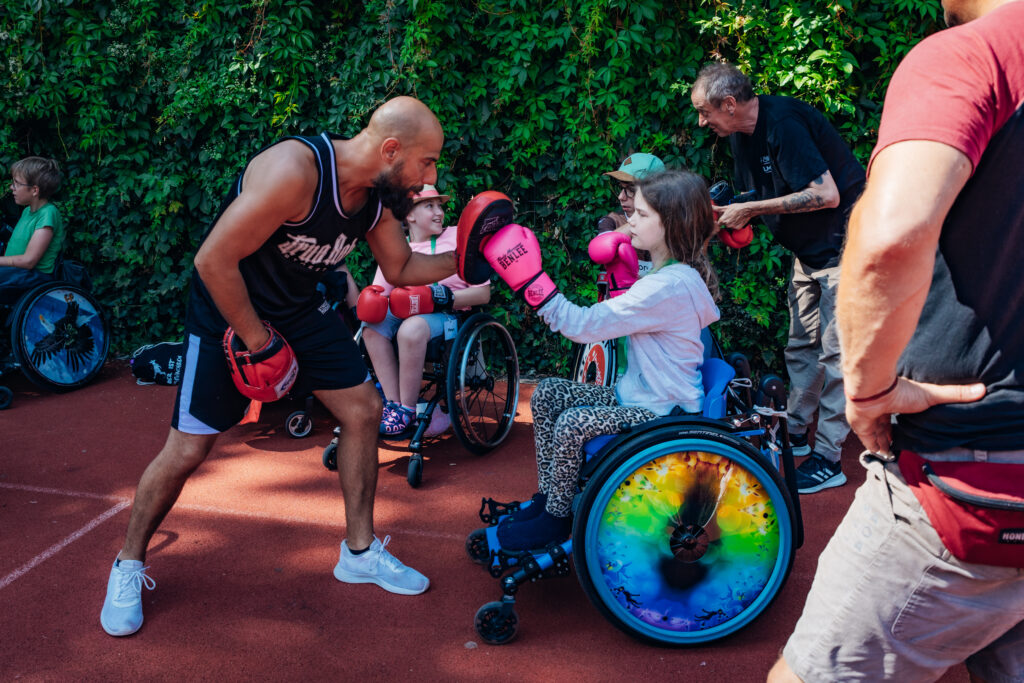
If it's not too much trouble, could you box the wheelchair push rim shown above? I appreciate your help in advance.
[446,313,519,455]
[10,281,110,392]
[573,425,796,646]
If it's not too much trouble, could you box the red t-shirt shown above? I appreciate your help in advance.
[869,1,1024,174]
[872,2,1024,453]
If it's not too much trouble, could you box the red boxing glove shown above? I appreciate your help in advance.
[483,223,559,310]
[356,285,389,324]
[222,322,299,402]
[588,231,639,298]
[719,225,753,249]
[389,284,455,318]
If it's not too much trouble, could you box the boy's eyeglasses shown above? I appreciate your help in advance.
[10,180,31,189]
[617,183,636,199]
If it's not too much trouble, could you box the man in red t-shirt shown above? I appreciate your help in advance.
[769,1,1024,681]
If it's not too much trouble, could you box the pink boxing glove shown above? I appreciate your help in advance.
[482,223,559,310]
[588,231,639,298]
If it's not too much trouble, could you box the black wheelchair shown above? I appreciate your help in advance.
[465,349,803,646]
[0,262,110,410]
[322,310,521,488]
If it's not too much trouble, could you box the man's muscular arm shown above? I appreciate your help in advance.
[714,171,840,230]
[837,140,984,455]
[194,141,316,351]
[365,212,457,286]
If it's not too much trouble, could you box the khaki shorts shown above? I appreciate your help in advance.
[783,452,1024,682]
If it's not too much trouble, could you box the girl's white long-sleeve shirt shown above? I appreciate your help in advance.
[538,263,720,415]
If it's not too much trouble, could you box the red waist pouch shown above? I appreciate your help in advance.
[898,451,1024,567]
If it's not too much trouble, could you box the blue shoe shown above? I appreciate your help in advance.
[496,510,572,551]
[100,558,155,637]
[795,452,847,494]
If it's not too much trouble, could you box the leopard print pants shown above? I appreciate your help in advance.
[530,377,657,517]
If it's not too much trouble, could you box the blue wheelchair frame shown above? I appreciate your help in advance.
[467,354,804,646]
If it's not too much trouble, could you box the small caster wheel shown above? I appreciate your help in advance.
[286,410,313,438]
[475,601,518,645]
[407,455,423,488]
[0,386,12,410]
[466,528,490,564]
[322,439,338,471]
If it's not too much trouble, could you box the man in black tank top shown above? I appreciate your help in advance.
[690,62,866,495]
[101,97,454,637]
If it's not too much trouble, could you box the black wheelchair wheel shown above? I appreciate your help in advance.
[0,385,12,410]
[446,313,519,455]
[285,410,313,438]
[572,423,797,646]
[322,440,338,471]
[10,281,110,392]
[465,528,490,564]
[407,454,423,488]
[569,339,617,387]
[475,601,518,645]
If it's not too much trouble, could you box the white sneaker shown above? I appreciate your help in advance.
[100,558,156,636]
[424,406,451,437]
[333,535,429,595]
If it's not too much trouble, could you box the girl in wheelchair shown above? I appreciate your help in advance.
[359,185,491,438]
[484,169,721,551]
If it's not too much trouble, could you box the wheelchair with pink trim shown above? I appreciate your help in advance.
[465,345,804,646]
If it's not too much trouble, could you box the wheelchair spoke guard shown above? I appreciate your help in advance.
[10,282,110,392]
[573,425,796,645]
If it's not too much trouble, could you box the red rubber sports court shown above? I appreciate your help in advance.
[0,365,968,681]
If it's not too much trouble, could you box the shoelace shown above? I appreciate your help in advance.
[117,564,156,602]
[373,535,406,572]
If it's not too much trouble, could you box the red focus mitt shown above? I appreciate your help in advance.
[222,322,299,402]
[456,191,515,286]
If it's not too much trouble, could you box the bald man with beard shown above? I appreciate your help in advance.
[101,97,452,637]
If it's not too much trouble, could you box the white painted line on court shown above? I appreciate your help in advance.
[0,500,130,591]
[0,482,128,503]
[0,482,461,552]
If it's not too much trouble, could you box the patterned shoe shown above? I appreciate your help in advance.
[380,404,415,438]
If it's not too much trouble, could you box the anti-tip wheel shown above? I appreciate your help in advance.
[474,601,518,645]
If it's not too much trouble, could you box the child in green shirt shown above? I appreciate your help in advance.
[1,157,64,305]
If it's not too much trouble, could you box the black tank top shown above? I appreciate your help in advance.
[185,132,382,337]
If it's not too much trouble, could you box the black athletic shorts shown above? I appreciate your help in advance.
[171,300,369,434]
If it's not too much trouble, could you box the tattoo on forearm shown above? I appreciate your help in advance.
[781,189,827,213]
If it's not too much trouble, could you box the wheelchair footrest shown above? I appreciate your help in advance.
[478,496,522,526]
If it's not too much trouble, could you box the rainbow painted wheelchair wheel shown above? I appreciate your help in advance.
[573,424,796,645]
[10,282,110,393]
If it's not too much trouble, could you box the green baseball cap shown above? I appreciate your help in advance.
[603,152,666,182]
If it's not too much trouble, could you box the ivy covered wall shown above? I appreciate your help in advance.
[0,0,942,373]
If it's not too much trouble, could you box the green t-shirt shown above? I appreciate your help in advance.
[5,203,64,274]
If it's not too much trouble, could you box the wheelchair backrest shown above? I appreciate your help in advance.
[582,356,736,461]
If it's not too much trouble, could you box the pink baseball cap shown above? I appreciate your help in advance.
[412,184,451,205]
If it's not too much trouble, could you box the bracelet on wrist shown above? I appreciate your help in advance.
[849,376,899,403]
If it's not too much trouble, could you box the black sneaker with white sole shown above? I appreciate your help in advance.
[795,452,847,493]
[789,431,811,456]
